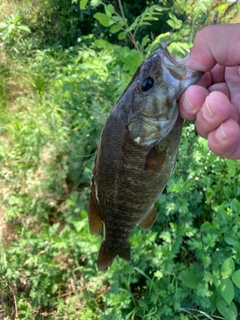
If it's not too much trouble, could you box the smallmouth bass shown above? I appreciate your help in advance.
[88,44,203,271]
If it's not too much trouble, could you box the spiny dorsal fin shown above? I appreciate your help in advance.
[139,204,157,229]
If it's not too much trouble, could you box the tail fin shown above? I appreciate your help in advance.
[97,242,130,272]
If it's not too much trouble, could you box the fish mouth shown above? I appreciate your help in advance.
[180,69,203,93]
[158,43,204,93]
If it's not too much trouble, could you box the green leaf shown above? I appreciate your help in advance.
[166,13,182,29]
[167,20,178,29]
[221,257,235,278]
[18,26,31,33]
[109,25,122,34]
[179,268,198,289]
[118,31,127,40]
[94,13,114,27]
[80,0,88,10]
[51,283,58,294]
[232,269,240,288]
[93,39,113,48]
[231,198,240,212]
[216,299,237,320]
[104,4,114,16]
[217,278,234,305]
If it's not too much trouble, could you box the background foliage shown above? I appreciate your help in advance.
[0,0,240,319]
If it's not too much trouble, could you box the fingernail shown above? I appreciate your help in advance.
[203,96,214,119]
[216,123,228,141]
[185,90,197,112]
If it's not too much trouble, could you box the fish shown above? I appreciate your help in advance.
[88,44,203,271]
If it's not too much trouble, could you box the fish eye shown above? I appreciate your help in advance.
[140,76,154,92]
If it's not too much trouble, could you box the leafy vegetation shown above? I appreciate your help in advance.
[0,0,240,319]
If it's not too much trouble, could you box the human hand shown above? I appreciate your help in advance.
[179,24,240,159]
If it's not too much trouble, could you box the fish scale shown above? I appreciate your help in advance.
[88,44,203,271]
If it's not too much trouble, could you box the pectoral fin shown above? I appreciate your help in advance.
[139,204,157,229]
[144,145,166,175]
[88,180,103,236]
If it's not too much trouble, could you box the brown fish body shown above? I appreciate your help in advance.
[88,45,203,271]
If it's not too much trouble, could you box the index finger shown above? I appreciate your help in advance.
[186,24,240,71]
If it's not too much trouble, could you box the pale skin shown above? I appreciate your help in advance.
[179,24,240,159]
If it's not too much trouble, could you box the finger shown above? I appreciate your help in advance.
[178,85,208,121]
[225,66,240,110]
[208,119,240,159]
[186,24,240,71]
[209,64,225,83]
[195,91,238,138]
[208,83,230,98]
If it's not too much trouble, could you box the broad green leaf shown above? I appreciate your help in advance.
[179,268,198,289]
[167,19,179,29]
[212,266,221,279]
[224,235,236,246]
[221,257,235,278]
[231,198,240,212]
[166,13,182,29]
[217,278,234,305]
[94,39,113,48]
[109,25,122,34]
[232,269,240,288]
[80,0,88,10]
[104,4,114,16]
[118,31,127,40]
[216,299,237,320]
[94,13,114,27]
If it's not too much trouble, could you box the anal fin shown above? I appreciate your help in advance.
[139,204,157,229]
[88,180,103,236]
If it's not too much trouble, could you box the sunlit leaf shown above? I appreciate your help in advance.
[80,0,88,10]
[221,257,235,278]
[94,13,114,27]
[217,279,234,305]
[104,4,114,16]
